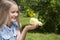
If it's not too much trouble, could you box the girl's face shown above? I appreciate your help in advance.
[8,4,19,22]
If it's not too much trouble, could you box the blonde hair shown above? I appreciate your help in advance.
[0,0,21,31]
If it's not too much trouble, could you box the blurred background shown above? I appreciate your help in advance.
[15,0,60,40]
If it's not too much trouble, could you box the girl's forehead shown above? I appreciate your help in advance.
[2,0,19,11]
[9,4,18,11]
[4,0,18,8]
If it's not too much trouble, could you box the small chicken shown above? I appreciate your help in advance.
[30,18,43,26]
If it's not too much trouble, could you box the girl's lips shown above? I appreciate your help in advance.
[11,16,16,19]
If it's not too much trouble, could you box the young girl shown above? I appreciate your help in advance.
[0,0,39,40]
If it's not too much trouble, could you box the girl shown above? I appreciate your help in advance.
[0,0,39,40]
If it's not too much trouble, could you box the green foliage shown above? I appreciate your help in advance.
[16,0,60,33]
[37,0,60,33]
[26,8,35,17]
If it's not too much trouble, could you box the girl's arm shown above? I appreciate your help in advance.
[17,25,38,40]
[16,28,27,40]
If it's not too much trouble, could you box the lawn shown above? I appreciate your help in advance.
[20,13,60,40]
[26,33,60,40]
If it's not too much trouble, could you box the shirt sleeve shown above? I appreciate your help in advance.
[0,32,3,40]
[0,35,2,40]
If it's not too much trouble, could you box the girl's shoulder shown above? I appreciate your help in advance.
[0,23,18,40]
[0,26,11,39]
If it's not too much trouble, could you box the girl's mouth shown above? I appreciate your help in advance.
[12,16,17,19]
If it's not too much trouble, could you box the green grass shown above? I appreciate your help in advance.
[20,14,30,25]
[20,13,60,40]
[26,33,60,40]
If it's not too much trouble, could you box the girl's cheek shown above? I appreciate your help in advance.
[8,15,12,20]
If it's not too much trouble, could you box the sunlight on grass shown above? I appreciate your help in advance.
[25,33,60,40]
[20,15,30,25]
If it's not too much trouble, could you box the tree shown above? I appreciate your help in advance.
[38,0,60,33]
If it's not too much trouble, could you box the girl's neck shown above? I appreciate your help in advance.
[6,21,12,28]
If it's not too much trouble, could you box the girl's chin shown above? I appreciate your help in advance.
[11,19,16,22]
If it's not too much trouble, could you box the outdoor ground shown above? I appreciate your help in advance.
[26,33,60,40]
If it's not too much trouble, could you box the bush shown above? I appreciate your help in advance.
[26,8,35,17]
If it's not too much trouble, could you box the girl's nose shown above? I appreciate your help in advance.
[14,12,18,17]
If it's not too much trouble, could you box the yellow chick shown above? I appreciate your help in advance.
[30,18,43,26]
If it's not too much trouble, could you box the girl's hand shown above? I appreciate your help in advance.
[17,25,39,40]
[24,25,39,31]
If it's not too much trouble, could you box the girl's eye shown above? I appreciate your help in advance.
[11,11,19,14]
[11,11,15,13]
[16,11,19,13]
